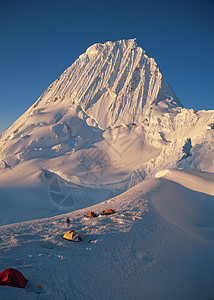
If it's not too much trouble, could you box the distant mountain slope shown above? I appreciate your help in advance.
[0,39,182,165]
[0,39,213,225]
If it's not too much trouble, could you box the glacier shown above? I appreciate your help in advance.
[0,39,214,300]
[0,39,213,225]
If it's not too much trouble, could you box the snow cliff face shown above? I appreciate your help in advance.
[0,39,213,187]
[33,38,182,129]
[1,41,214,298]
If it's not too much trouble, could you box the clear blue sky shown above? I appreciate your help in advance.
[0,0,214,133]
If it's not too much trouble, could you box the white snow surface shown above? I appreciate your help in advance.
[0,38,213,225]
[0,171,214,299]
[0,39,214,299]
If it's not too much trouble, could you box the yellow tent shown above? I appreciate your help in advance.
[62,230,82,242]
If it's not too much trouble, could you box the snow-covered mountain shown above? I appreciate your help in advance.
[0,39,214,300]
[0,39,213,225]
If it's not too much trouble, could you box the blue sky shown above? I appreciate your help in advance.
[0,0,214,133]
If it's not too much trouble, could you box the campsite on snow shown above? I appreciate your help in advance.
[0,39,214,299]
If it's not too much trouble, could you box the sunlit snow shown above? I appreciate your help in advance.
[0,39,214,299]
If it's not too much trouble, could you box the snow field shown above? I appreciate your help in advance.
[0,39,214,299]
[0,171,214,299]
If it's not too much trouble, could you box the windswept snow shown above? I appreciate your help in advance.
[0,39,214,299]
[0,170,214,299]
[155,168,214,195]
[0,39,213,224]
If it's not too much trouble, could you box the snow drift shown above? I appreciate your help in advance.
[0,38,213,225]
[0,39,214,300]
[0,170,214,299]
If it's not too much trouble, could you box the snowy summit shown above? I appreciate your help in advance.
[0,39,214,299]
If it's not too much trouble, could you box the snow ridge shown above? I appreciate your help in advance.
[0,39,213,225]
[0,39,214,300]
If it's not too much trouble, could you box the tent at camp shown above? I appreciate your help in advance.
[62,230,82,242]
[102,209,115,215]
[86,211,98,218]
[0,268,28,289]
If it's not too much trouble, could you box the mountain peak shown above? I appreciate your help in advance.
[34,38,181,130]
[79,38,139,62]
[0,39,213,233]
[0,39,192,174]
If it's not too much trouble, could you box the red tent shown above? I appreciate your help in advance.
[0,268,28,288]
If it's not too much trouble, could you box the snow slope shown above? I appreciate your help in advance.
[0,39,213,225]
[0,169,214,300]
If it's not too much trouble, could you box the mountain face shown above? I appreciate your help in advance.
[0,39,213,190]
[1,39,214,298]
